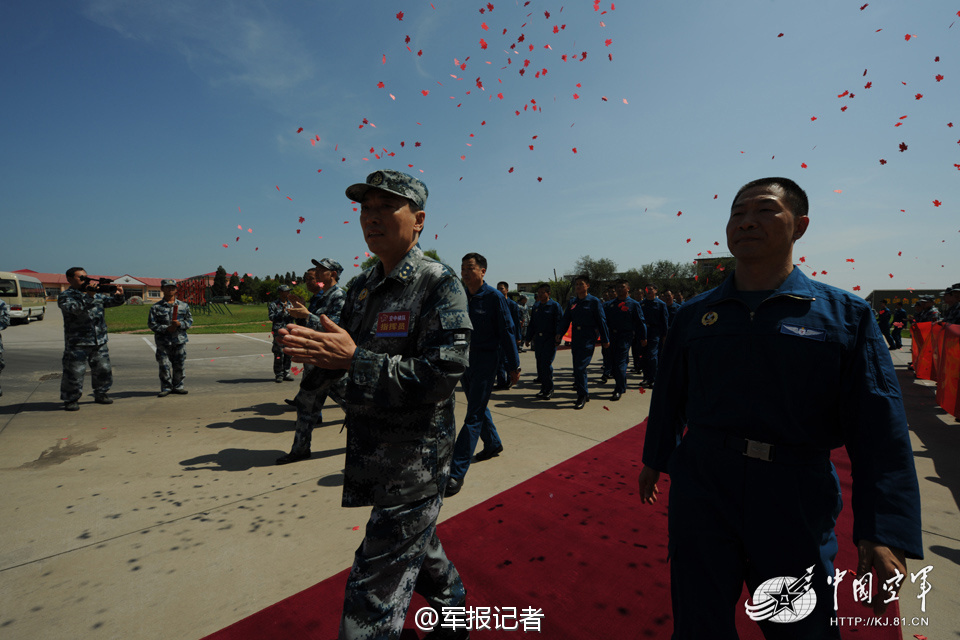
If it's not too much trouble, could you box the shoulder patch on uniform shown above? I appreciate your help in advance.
[357,288,368,302]
[780,323,826,341]
[701,311,718,326]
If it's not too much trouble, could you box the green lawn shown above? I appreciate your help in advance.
[106,303,274,335]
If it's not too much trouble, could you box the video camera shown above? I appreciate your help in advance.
[80,276,119,295]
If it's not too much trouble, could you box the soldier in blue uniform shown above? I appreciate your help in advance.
[557,275,610,410]
[661,289,680,329]
[277,258,346,465]
[58,267,125,410]
[268,285,296,382]
[147,280,193,396]
[600,285,617,385]
[638,177,922,639]
[280,169,471,640]
[0,299,8,397]
[605,279,646,401]
[446,256,520,497]
[525,283,562,399]
[494,281,521,389]
[638,283,669,389]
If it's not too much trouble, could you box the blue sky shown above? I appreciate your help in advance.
[2,1,957,295]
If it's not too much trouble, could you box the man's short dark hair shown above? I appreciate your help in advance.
[615,279,629,287]
[518,296,527,303]
[497,281,509,290]
[574,274,590,284]
[462,253,487,270]
[66,267,85,279]
[537,283,551,293]
[732,177,809,219]
[645,283,658,292]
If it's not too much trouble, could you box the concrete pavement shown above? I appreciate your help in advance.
[0,304,957,638]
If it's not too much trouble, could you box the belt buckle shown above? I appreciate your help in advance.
[743,439,774,462]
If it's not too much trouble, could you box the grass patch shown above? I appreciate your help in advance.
[106,303,275,335]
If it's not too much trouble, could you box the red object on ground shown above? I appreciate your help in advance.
[911,322,935,380]
[203,423,902,640]
[935,323,960,417]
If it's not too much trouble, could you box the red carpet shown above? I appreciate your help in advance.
[205,422,901,640]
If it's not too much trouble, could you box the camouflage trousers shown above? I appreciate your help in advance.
[156,343,187,392]
[289,385,326,454]
[340,494,466,640]
[61,344,112,402]
[272,338,291,376]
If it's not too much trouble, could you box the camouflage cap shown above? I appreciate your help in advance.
[919,295,934,302]
[278,284,291,292]
[312,257,344,277]
[345,169,428,210]
[161,279,177,287]
[946,282,960,294]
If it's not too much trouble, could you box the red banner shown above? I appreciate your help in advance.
[912,321,960,417]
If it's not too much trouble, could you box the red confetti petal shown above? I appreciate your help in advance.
[915,93,923,100]
[935,74,944,82]
[396,11,404,20]
[572,147,577,153]
[777,33,784,38]
[899,142,908,152]
[801,163,808,168]
[421,89,429,96]
[677,211,682,216]
[853,285,861,291]
[479,38,488,49]
[879,158,887,165]
[933,200,942,207]
[296,127,303,133]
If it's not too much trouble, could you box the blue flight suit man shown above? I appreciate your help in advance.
[638,285,669,388]
[639,177,922,640]
[280,170,471,640]
[58,267,125,410]
[876,300,897,350]
[600,287,617,383]
[0,299,8,397]
[495,281,521,389]
[268,285,296,382]
[557,275,610,410]
[277,258,346,465]
[891,302,908,349]
[525,284,562,399]
[605,280,646,401]
[147,280,193,396]
[447,254,520,497]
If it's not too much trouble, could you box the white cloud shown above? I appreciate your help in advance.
[81,0,314,93]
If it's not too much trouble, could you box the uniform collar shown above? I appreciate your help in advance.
[378,243,422,285]
[710,266,816,305]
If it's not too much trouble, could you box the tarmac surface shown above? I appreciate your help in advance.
[0,303,957,639]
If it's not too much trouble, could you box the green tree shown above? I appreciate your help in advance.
[228,273,241,302]
[572,255,618,290]
[548,277,574,307]
[212,266,228,297]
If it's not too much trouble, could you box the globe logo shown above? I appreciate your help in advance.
[745,565,817,623]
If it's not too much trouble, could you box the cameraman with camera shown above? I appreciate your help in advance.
[58,267,124,411]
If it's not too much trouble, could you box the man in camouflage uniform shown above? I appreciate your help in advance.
[58,267,125,411]
[915,295,941,323]
[942,283,960,324]
[276,258,346,465]
[0,299,8,397]
[268,285,296,382]
[281,169,472,640]
[147,280,193,397]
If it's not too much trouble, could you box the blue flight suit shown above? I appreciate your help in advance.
[891,307,907,349]
[525,298,562,395]
[451,282,519,481]
[496,295,521,387]
[638,296,669,385]
[665,302,680,328]
[605,297,647,395]
[643,268,922,640]
[876,306,896,349]
[601,299,616,380]
[558,294,610,399]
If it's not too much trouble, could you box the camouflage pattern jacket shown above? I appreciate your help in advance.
[58,287,125,348]
[304,245,472,507]
[944,303,960,325]
[306,284,346,330]
[148,299,193,346]
[0,299,8,353]
[268,300,295,335]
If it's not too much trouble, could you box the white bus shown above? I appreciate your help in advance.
[0,271,47,322]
